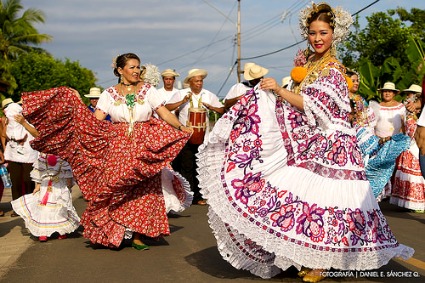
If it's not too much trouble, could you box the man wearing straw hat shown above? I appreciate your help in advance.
[1,98,39,216]
[403,84,423,115]
[166,68,224,205]
[223,63,268,110]
[84,87,110,121]
[158,69,180,103]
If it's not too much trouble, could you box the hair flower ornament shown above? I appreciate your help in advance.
[299,2,353,44]
[141,63,161,87]
[111,55,119,69]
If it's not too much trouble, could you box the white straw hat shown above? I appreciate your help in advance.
[402,84,422,94]
[84,87,101,98]
[378,82,399,92]
[244,64,269,81]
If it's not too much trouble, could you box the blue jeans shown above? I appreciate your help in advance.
[419,154,425,179]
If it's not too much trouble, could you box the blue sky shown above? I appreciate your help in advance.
[21,0,424,98]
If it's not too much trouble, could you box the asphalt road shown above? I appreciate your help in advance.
[0,187,424,283]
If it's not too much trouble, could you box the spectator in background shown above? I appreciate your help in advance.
[369,82,409,201]
[84,87,111,121]
[223,62,258,110]
[166,68,224,205]
[157,69,180,103]
[1,98,38,217]
[392,84,424,213]
[0,114,5,217]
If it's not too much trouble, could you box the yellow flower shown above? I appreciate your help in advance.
[291,67,307,84]
[345,76,353,91]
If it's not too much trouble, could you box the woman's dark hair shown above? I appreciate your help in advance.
[113,53,140,77]
[307,4,335,30]
[346,69,357,77]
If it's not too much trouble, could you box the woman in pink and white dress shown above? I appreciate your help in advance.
[11,153,80,242]
[391,84,425,212]
[196,3,414,281]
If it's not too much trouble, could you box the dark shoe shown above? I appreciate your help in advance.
[10,211,19,217]
[132,242,149,250]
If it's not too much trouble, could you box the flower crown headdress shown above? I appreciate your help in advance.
[299,2,353,44]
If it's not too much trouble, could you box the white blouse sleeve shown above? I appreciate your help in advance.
[96,89,113,115]
[146,87,166,110]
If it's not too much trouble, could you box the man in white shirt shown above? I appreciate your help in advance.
[223,63,268,111]
[157,69,180,103]
[166,68,224,205]
[1,98,39,216]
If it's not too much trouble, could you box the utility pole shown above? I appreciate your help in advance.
[237,0,241,82]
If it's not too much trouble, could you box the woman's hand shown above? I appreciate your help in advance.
[33,184,41,195]
[405,101,417,113]
[180,125,194,134]
[260,78,281,93]
[14,114,26,125]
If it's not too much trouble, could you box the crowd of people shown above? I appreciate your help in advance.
[0,1,422,282]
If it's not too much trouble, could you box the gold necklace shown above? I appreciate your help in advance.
[121,82,136,91]
[300,50,333,88]
[120,84,137,98]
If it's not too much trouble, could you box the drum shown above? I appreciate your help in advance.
[187,107,207,145]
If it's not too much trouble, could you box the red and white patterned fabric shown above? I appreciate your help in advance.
[391,117,425,212]
[22,87,191,248]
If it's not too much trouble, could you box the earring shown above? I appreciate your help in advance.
[304,42,314,59]
[330,43,337,57]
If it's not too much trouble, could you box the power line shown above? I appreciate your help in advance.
[240,0,381,63]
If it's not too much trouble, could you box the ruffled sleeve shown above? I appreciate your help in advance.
[302,68,352,133]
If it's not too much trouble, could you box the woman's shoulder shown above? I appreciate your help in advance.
[325,58,346,75]
[100,86,122,103]
[103,86,118,95]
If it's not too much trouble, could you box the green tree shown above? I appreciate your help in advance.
[340,7,425,101]
[0,0,51,93]
[11,51,96,102]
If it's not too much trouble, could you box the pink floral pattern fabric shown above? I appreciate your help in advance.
[197,63,414,278]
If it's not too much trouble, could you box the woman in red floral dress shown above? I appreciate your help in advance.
[21,53,192,250]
